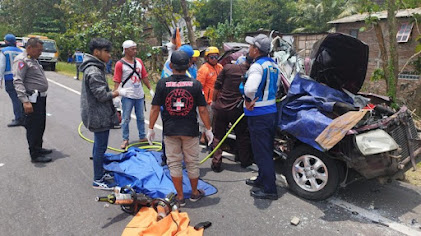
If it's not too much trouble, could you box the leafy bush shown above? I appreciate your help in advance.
[370,68,385,81]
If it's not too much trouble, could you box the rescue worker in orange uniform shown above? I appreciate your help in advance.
[197,46,223,144]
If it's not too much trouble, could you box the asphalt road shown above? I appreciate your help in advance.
[0,71,420,236]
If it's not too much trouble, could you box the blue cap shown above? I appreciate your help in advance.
[178,45,194,58]
[4,34,16,44]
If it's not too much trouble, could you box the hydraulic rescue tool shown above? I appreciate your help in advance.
[96,185,178,220]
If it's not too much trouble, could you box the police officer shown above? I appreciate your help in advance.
[13,37,53,163]
[243,34,282,200]
[73,49,84,80]
[0,34,24,127]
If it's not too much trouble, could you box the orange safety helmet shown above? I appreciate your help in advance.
[204,46,219,56]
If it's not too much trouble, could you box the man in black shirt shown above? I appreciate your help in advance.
[147,51,214,206]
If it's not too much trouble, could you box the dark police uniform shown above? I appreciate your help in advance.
[13,51,49,160]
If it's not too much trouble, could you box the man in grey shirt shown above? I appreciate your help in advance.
[13,37,53,163]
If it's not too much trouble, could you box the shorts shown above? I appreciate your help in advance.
[164,135,200,178]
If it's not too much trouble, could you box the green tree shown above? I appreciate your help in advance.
[0,0,65,35]
[289,0,349,33]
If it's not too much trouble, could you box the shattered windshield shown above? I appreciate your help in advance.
[42,40,57,53]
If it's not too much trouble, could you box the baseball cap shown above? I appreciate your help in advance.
[122,40,137,54]
[171,51,190,71]
[245,34,271,54]
[4,34,16,44]
[178,45,194,58]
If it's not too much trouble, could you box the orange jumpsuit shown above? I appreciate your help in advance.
[197,62,223,104]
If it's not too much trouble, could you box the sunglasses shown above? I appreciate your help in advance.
[209,55,218,60]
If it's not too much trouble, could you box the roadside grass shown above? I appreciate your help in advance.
[56,61,76,77]
[405,161,421,186]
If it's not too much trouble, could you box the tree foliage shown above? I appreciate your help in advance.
[0,0,419,65]
[289,0,352,33]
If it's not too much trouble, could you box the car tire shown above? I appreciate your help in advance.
[50,63,56,71]
[284,144,339,201]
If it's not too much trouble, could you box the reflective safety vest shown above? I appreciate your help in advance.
[74,52,84,64]
[243,57,281,116]
[1,46,22,80]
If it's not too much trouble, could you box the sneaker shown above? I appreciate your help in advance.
[93,179,116,190]
[189,189,205,202]
[176,198,186,207]
[103,173,114,180]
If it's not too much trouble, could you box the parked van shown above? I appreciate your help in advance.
[23,35,59,71]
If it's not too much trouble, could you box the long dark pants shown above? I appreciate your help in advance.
[25,96,47,159]
[5,80,23,121]
[248,113,277,194]
[76,63,82,80]
[212,107,253,166]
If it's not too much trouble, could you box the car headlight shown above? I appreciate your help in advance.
[356,129,399,156]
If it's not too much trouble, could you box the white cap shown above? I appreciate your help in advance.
[122,40,137,54]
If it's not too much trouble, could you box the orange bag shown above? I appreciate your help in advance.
[174,27,182,50]
[122,207,203,236]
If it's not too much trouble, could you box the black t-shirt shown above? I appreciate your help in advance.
[152,74,207,137]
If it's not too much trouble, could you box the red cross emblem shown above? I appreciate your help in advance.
[173,98,185,111]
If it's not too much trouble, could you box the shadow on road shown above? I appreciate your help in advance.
[102,212,131,229]
[51,150,70,161]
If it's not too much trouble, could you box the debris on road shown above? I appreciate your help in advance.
[290,217,300,226]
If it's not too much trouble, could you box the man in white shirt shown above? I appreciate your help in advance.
[113,40,154,149]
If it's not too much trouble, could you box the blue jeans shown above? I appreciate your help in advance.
[5,80,23,121]
[248,113,277,194]
[93,130,109,181]
[121,97,145,141]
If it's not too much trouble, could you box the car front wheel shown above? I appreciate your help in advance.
[285,144,340,200]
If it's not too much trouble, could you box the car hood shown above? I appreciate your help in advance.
[309,33,369,94]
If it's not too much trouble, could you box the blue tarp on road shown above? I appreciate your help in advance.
[279,74,354,151]
[104,148,217,199]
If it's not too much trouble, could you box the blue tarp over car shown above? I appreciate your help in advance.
[278,74,354,151]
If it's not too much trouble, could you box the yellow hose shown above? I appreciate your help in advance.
[78,122,162,152]
[199,113,244,164]
[79,111,244,165]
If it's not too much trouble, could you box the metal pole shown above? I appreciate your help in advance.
[230,0,233,25]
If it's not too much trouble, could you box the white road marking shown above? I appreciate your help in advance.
[47,78,163,130]
[0,163,4,167]
[329,198,421,236]
[47,78,80,95]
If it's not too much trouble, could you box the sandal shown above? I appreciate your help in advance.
[121,140,129,149]
[189,189,205,202]
[139,138,148,143]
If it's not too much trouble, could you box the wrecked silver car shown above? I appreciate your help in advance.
[278,33,421,201]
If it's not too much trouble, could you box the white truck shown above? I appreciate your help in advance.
[22,35,59,71]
